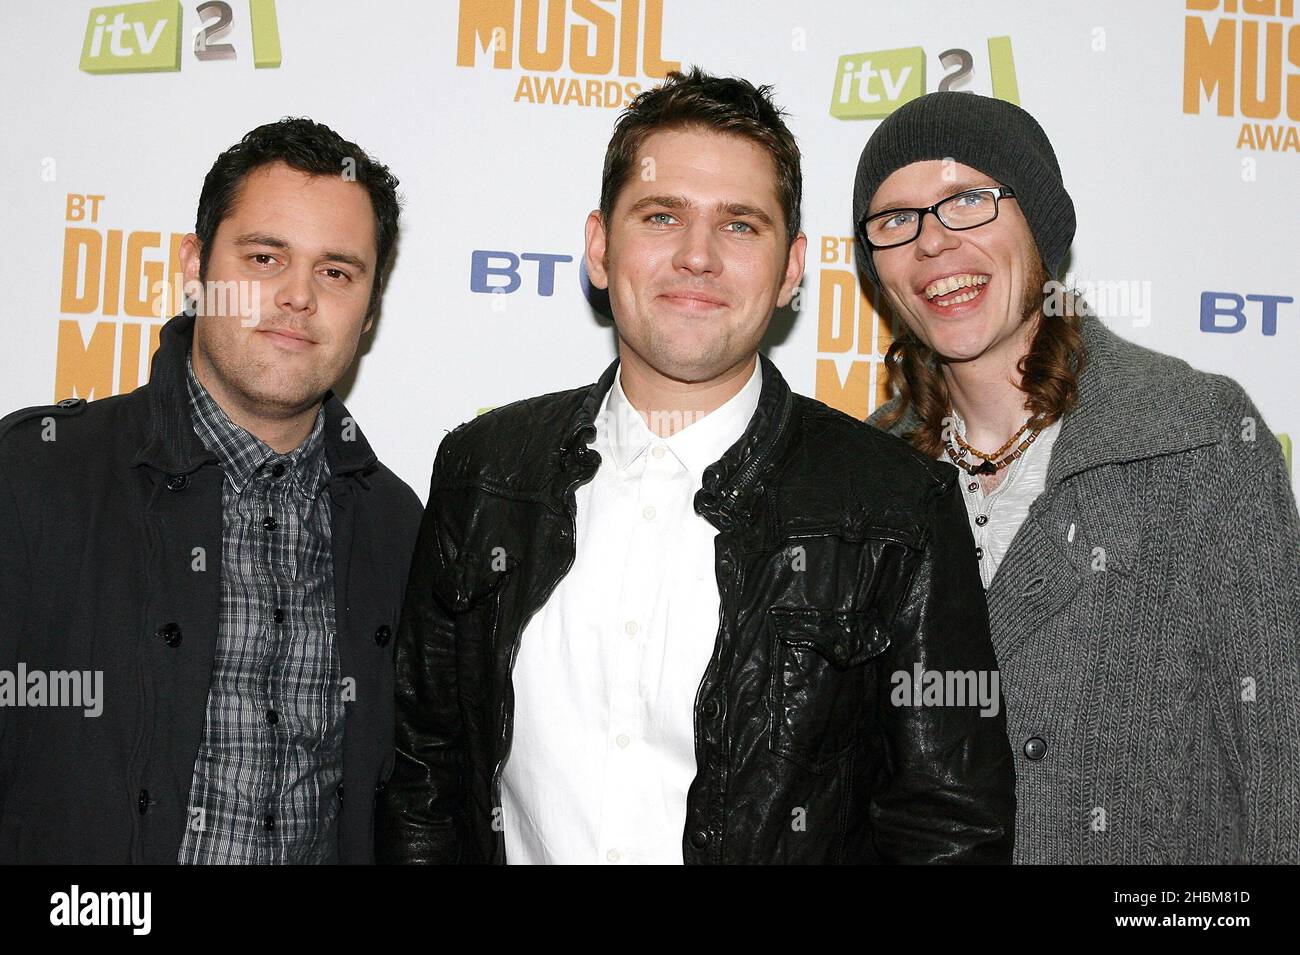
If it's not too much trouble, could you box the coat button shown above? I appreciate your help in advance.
[974,546,984,560]
[702,698,720,720]
[336,785,344,801]
[1024,736,1048,761]
[263,515,277,531]
[156,622,182,648]
[975,514,989,526]
[137,789,150,815]
[718,558,733,576]
[375,780,387,793]
[273,608,284,624]
[265,709,279,725]
[263,814,275,830]
[374,624,392,647]
[689,830,709,849]
[57,397,84,409]
[166,474,188,491]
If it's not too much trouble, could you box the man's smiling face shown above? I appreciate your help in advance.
[585,126,805,384]
[868,159,1044,366]
[181,160,378,418]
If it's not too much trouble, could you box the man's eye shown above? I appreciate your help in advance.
[725,221,754,234]
[647,212,676,225]
[882,212,916,230]
[250,254,277,266]
[954,192,989,207]
[322,268,350,281]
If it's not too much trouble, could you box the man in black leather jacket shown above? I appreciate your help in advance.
[377,68,1014,864]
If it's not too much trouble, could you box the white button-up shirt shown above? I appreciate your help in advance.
[500,357,763,864]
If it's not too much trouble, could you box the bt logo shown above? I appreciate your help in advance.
[830,37,1019,119]
[80,0,281,74]
[470,250,575,297]
[1200,290,1295,334]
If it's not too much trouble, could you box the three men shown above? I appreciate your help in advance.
[0,118,422,863]
[857,92,1300,862]
[377,68,1015,864]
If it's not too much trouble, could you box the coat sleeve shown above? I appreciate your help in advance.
[1201,424,1300,863]
[374,438,468,864]
[869,473,1017,863]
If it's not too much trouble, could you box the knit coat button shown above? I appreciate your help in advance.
[1024,736,1048,761]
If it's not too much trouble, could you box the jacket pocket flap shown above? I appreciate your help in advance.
[768,608,890,668]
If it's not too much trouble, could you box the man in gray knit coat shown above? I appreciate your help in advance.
[853,91,1300,863]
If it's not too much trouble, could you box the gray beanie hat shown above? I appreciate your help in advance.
[852,91,1075,290]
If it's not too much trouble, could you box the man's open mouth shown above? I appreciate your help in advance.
[923,273,990,306]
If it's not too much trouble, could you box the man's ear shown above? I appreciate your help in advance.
[775,231,808,308]
[584,210,609,290]
[178,233,202,287]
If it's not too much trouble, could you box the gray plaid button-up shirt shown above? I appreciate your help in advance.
[178,355,345,864]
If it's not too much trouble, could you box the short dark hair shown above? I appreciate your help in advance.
[599,66,802,244]
[195,117,401,319]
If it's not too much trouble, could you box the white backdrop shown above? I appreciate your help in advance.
[1,0,1295,499]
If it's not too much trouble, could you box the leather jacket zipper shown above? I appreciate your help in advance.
[724,390,792,507]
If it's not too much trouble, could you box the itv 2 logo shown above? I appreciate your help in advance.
[79,0,282,74]
[830,37,1020,119]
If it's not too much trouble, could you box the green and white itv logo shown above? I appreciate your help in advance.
[829,37,1019,119]
[80,0,182,74]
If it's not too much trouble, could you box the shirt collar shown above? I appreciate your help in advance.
[599,357,764,480]
[184,353,329,497]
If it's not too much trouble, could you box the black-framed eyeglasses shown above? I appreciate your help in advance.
[858,186,1017,250]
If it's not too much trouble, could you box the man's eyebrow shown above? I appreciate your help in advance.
[870,179,999,216]
[626,194,690,214]
[232,232,290,250]
[718,202,774,227]
[231,233,367,273]
[320,251,368,274]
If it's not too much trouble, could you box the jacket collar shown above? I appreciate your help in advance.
[132,311,378,481]
[874,317,1222,489]
[560,352,797,531]
[1044,316,1221,486]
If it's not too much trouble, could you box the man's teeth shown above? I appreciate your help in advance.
[925,273,990,301]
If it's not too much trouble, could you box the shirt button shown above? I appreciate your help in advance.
[374,624,392,647]
[271,462,286,478]
[273,608,284,624]
[624,620,638,636]
[263,814,275,830]
[975,546,984,560]
[606,849,621,863]
[1024,736,1048,761]
[642,505,656,521]
[166,474,189,492]
[975,514,989,526]
[967,482,979,493]
[702,698,721,719]
[689,830,709,850]
[265,709,279,725]
[651,446,666,459]
[616,734,630,748]
[263,515,277,531]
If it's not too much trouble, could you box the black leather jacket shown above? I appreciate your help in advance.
[377,354,1014,864]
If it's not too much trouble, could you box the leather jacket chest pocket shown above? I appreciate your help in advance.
[768,608,890,774]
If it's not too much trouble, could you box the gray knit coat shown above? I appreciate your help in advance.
[867,316,1300,863]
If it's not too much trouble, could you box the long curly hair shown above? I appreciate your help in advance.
[875,280,1087,457]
